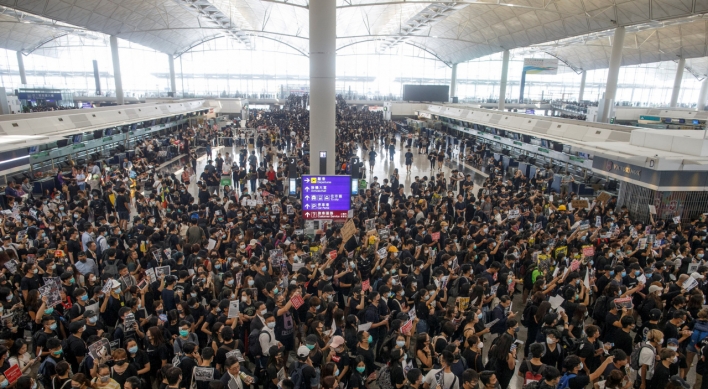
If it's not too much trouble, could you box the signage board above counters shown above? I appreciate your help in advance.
[444,122,594,170]
[592,156,708,191]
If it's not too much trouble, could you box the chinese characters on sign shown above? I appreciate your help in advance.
[302,176,351,220]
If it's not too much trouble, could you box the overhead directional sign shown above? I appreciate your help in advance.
[302,175,351,220]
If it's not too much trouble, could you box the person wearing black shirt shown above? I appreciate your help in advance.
[649,349,676,389]
[576,325,601,375]
[63,320,87,373]
[613,316,635,356]
[389,348,407,389]
[115,188,130,230]
[663,310,691,348]
[560,354,615,389]
[19,263,40,302]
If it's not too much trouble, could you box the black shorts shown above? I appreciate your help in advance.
[118,211,130,221]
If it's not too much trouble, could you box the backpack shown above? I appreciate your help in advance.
[521,301,535,327]
[376,365,394,389]
[630,342,654,371]
[592,295,609,323]
[690,320,708,352]
[449,276,467,299]
[556,373,576,389]
[95,236,106,259]
[37,357,57,389]
[248,329,269,357]
[523,360,547,386]
[288,361,307,389]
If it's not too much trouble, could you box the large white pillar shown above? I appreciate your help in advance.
[168,54,177,97]
[16,52,26,85]
[697,78,708,111]
[670,57,686,108]
[109,35,124,105]
[309,0,336,175]
[499,49,509,111]
[450,63,458,102]
[578,70,587,102]
[600,26,625,123]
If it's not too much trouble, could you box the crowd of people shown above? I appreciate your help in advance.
[0,95,704,389]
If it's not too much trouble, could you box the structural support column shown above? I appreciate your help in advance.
[600,26,625,123]
[309,0,336,175]
[109,35,124,105]
[450,63,457,103]
[168,54,177,97]
[498,49,509,111]
[578,70,587,102]
[16,52,26,85]
[697,78,708,111]
[670,57,686,108]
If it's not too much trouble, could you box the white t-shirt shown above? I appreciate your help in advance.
[630,344,656,381]
[424,369,459,389]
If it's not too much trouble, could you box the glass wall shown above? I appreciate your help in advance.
[0,33,702,107]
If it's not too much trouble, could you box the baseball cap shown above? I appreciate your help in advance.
[649,308,662,320]
[68,320,86,333]
[648,285,662,294]
[249,239,258,246]
[297,345,310,358]
[330,336,345,349]
[692,272,705,280]
[667,338,679,345]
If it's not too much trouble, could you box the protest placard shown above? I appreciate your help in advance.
[194,367,215,381]
[145,268,157,283]
[365,219,375,231]
[88,338,112,364]
[228,300,240,318]
[378,229,390,240]
[39,283,61,306]
[689,263,701,273]
[614,297,633,309]
[458,297,470,311]
[508,209,520,219]
[287,205,294,215]
[155,266,170,278]
[582,246,595,257]
[572,200,589,209]
[341,219,356,243]
[291,295,305,309]
[431,232,440,241]
[4,364,20,384]
[400,319,413,335]
[685,276,699,292]
[362,279,370,292]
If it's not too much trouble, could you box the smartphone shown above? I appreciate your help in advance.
[510,343,518,352]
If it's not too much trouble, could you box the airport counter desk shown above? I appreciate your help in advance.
[415,103,708,223]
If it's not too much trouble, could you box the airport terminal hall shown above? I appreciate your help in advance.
[6,2,708,389]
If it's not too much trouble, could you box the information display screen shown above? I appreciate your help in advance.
[301,175,351,220]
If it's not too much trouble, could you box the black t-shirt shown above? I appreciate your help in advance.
[567,374,590,389]
[390,364,406,387]
[577,339,599,372]
[115,195,129,212]
[649,363,671,389]
[20,275,40,292]
[462,349,483,372]
[613,330,634,356]
[663,322,680,347]
[65,334,87,372]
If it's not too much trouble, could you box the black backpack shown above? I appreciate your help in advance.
[248,329,270,357]
[288,361,307,389]
[592,296,610,323]
[521,301,535,327]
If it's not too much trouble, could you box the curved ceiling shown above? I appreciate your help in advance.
[0,0,708,71]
